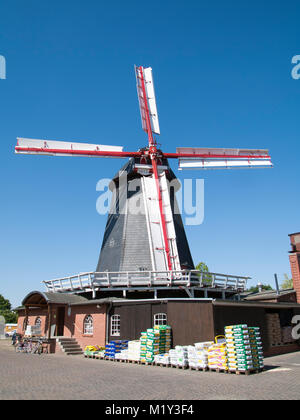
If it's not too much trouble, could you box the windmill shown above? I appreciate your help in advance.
[15,66,272,291]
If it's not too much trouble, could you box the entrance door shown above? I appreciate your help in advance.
[56,307,65,337]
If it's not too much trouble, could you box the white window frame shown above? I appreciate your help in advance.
[111,314,121,337]
[83,315,94,336]
[154,313,167,326]
[35,317,41,327]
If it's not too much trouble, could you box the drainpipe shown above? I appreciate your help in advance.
[274,273,280,296]
[105,302,113,344]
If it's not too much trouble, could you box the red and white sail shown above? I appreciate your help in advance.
[15,138,132,158]
[135,66,160,136]
[175,147,272,170]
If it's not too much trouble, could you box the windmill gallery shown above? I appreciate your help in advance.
[14,66,300,358]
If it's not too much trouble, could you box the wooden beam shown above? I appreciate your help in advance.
[48,304,52,340]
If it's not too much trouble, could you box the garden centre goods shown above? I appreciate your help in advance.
[141,326,172,362]
[169,346,189,367]
[154,325,172,352]
[154,353,170,365]
[225,325,264,372]
[84,345,105,357]
[128,340,141,361]
[207,340,228,370]
[187,344,208,369]
[194,341,214,350]
[248,327,264,370]
[115,349,128,360]
[105,340,128,359]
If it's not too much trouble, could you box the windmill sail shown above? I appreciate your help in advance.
[15,138,124,157]
[135,66,160,135]
[176,147,272,170]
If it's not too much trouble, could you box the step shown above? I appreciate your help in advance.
[65,350,84,355]
[57,337,77,343]
[56,337,83,355]
[62,345,82,352]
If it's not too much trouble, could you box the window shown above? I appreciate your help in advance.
[154,313,167,326]
[83,315,94,335]
[35,317,41,327]
[111,315,120,336]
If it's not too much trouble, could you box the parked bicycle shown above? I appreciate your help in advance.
[15,337,48,354]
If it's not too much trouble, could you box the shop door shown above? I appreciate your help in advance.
[56,307,65,337]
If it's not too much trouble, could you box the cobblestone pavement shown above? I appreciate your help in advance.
[1,340,300,400]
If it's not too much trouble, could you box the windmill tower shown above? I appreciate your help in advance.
[15,66,273,295]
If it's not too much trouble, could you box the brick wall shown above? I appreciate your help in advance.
[64,304,107,349]
[16,304,107,352]
[289,253,300,303]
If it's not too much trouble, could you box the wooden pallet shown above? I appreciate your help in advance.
[170,364,188,370]
[189,366,208,372]
[139,361,154,366]
[228,368,264,375]
[154,363,171,368]
[126,359,140,364]
[208,368,229,374]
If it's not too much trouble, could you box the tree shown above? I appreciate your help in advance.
[195,262,212,285]
[247,284,273,293]
[0,294,17,323]
[281,274,293,290]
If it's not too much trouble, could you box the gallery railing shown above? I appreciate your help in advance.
[42,270,249,293]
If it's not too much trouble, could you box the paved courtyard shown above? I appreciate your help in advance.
[0,339,300,400]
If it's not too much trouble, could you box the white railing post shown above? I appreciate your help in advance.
[187,271,191,288]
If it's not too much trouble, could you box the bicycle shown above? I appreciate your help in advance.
[31,339,44,355]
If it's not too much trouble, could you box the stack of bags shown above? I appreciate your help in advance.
[207,342,228,371]
[145,329,161,363]
[84,345,98,356]
[83,345,106,357]
[225,325,253,371]
[248,327,264,370]
[225,325,264,372]
[114,348,128,360]
[154,353,170,365]
[266,313,282,346]
[105,340,128,359]
[169,346,189,367]
[188,342,213,369]
[164,325,172,352]
[153,325,172,353]
[127,340,141,361]
[140,331,148,362]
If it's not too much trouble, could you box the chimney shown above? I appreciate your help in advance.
[288,233,300,304]
[257,282,263,293]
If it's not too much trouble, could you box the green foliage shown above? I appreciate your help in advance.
[0,294,17,323]
[195,262,212,285]
[247,284,274,293]
[281,274,293,290]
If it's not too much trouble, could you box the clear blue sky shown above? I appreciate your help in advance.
[1,0,299,308]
